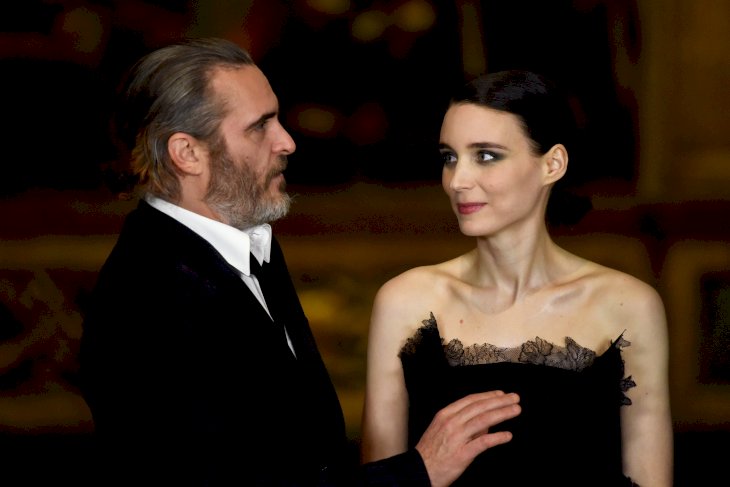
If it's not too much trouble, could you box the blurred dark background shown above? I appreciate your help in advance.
[1,0,729,485]
[0,0,647,194]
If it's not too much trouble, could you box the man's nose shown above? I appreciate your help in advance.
[275,123,296,155]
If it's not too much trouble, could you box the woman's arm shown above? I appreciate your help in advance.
[620,281,673,486]
[361,277,413,462]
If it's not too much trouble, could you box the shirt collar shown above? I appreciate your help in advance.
[145,194,271,276]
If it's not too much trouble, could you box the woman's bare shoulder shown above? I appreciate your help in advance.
[370,259,461,334]
[579,262,666,335]
[584,263,662,304]
[378,258,460,298]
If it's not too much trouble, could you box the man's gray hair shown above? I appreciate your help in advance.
[116,38,254,200]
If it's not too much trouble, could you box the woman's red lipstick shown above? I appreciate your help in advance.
[457,203,485,215]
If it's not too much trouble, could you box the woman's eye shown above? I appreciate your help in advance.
[477,151,502,163]
[440,152,457,165]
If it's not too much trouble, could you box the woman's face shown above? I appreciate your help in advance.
[440,103,549,238]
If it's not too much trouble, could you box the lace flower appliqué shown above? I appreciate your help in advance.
[406,313,631,378]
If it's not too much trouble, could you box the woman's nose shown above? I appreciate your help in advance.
[446,160,474,191]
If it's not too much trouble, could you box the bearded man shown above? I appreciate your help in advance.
[79,37,520,487]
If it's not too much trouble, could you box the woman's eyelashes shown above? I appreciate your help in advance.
[440,150,457,166]
[439,149,504,166]
[476,150,502,163]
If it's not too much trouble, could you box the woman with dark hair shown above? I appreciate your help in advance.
[361,70,672,486]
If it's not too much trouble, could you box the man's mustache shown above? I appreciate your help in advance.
[277,155,288,172]
[266,156,288,185]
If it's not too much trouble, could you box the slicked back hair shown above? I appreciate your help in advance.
[450,70,576,157]
[115,38,254,200]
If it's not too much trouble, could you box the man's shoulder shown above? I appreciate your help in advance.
[99,201,228,281]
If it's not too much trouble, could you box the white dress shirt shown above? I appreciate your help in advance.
[146,194,295,355]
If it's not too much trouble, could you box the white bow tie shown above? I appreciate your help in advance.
[248,224,272,267]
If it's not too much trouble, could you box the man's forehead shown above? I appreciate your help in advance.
[210,65,277,116]
[209,65,267,93]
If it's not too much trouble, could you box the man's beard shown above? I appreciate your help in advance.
[205,140,291,230]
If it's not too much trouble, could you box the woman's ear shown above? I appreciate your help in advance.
[543,143,568,184]
[168,132,206,176]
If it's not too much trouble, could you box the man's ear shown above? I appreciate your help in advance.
[168,132,206,176]
[543,143,568,185]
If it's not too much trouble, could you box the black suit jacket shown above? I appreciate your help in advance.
[79,200,429,486]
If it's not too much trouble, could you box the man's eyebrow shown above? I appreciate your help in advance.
[245,111,277,131]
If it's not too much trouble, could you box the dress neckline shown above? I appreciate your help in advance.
[401,312,630,373]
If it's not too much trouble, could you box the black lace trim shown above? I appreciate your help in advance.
[401,312,636,404]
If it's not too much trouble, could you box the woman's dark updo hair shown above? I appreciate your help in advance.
[450,70,591,226]
[451,70,575,158]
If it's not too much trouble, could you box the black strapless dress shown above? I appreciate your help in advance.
[399,313,638,486]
